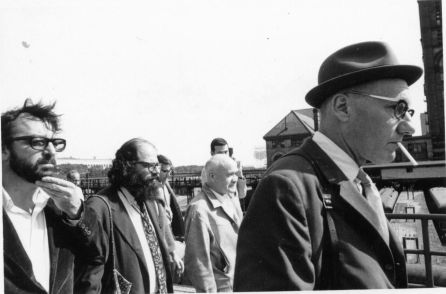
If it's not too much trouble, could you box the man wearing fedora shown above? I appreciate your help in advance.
[234,41,422,290]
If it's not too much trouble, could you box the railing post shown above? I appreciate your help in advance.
[421,219,434,287]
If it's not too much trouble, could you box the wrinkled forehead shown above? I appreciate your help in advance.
[10,113,56,137]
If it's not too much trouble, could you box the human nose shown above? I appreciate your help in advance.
[44,141,57,156]
[396,116,415,136]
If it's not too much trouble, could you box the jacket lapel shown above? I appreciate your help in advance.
[295,138,391,247]
[3,209,46,292]
[202,184,240,227]
[109,191,148,271]
[338,180,390,244]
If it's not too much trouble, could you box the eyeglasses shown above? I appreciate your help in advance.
[9,136,66,152]
[346,90,415,120]
[132,161,161,172]
[161,168,171,174]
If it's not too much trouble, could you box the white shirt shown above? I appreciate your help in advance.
[3,187,50,292]
[117,187,158,294]
[312,131,360,182]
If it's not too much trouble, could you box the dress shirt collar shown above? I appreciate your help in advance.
[312,131,360,182]
[3,186,50,214]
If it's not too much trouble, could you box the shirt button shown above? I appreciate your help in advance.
[395,262,401,267]
[385,264,393,271]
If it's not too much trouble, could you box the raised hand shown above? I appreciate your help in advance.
[36,176,84,219]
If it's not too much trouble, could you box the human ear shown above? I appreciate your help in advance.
[331,93,351,122]
[2,146,10,162]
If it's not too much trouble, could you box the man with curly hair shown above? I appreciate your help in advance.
[2,99,85,293]
[75,138,174,293]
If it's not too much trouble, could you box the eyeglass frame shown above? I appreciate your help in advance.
[345,89,415,120]
[8,136,67,152]
[132,161,161,172]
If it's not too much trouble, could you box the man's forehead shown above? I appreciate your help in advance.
[10,114,55,136]
[135,142,158,161]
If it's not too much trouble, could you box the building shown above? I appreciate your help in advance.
[416,0,444,160]
[263,109,316,166]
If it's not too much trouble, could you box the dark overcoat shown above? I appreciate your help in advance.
[234,138,407,291]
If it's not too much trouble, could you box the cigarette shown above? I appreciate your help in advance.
[397,142,418,166]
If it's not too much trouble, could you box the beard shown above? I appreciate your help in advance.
[125,170,163,202]
[9,149,57,183]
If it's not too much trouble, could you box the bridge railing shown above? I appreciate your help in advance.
[386,213,446,287]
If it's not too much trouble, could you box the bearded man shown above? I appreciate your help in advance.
[75,138,174,294]
[2,100,84,294]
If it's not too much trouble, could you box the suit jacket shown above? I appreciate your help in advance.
[74,185,173,294]
[234,138,407,291]
[184,184,241,292]
[165,182,185,238]
[3,200,83,294]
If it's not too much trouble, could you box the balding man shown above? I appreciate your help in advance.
[75,138,174,294]
[184,154,243,292]
[235,41,422,290]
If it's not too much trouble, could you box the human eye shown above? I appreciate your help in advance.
[31,137,47,148]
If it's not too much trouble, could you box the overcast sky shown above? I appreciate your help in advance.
[0,0,429,167]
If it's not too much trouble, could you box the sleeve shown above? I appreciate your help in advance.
[184,207,217,293]
[234,173,316,291]
[73,196,111,294]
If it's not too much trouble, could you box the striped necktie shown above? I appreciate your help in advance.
[137,200,168,294]
[357,168,389,245]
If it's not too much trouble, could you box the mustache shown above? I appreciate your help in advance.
[36,158,57,166]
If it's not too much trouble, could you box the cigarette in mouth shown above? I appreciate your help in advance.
[397,142,418,166]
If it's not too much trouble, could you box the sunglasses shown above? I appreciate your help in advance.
[9,136,66,152]
[132,161,161,172]
[346,90,415,120]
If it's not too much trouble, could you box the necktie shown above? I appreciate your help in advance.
[137,200,168,294]
[357,169,389,244]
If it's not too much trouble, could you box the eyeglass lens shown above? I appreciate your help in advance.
[31,137,66,152]
[395,101,414,119]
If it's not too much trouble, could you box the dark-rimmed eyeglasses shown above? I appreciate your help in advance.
[346,90,415,120]
[132,161,161,172]
[8,136,66,152]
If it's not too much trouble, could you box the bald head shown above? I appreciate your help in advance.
[205,154,238,195]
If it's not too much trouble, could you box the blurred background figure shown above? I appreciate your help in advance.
[157,154,185,240]
[66,169,81,186]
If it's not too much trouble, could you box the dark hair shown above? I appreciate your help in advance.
[157,154,172,166]
[108,138,156,187]
[1,99,61,151]
[66,169,80,180]
[210,137,228,153]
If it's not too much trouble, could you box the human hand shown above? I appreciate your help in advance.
[170,251,184,276]
[35,176,84,219]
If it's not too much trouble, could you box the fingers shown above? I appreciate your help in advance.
[39,176,75,188]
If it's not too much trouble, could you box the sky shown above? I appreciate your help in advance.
[0,0,431,167]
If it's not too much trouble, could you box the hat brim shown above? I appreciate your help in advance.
[305,64,423,108]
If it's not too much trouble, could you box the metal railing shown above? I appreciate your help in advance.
[386,213,446,287]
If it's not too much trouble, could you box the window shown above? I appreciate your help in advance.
[403,236,420,264]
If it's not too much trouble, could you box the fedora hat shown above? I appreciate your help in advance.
[305,41,423,108]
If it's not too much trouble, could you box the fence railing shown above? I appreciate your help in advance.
[386,213,446,287]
